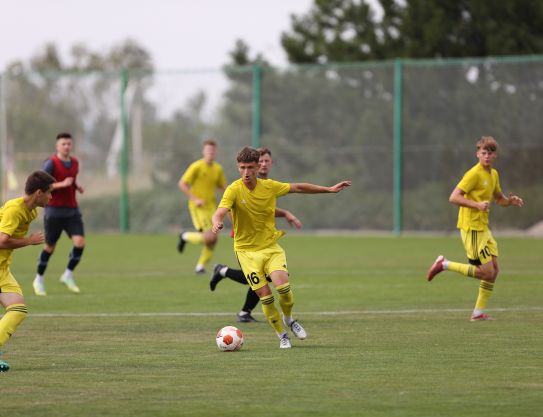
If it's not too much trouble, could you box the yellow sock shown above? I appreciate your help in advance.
[197,246,214,268]
[475,280,494,311]
[276,283,294,319]
[446,261,476,278]
[183,232,204,245]
[260,295,284,334]
[0,304,28,347]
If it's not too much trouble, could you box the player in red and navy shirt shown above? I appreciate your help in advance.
[32,132,85,296]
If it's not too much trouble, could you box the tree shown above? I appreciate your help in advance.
[3,39,155,183]
[280,0,543,63]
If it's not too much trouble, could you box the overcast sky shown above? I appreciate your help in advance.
[0,0,316,71]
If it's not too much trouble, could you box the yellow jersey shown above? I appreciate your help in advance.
[456,163,501,231]
[219,178,290,251]
[180,159,227,210]
[0,197,38,268]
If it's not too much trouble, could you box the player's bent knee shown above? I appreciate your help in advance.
[203,231,218,245]
[255,285,272,298]
[481,268,496,282]
[44,245,56,253]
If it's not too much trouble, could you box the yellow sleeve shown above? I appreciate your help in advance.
[218,185,235,209]
[493,170,502,194]
[271,180,291,198]
[180,162,198,185]
[457,170,477,194]
[0,207,20,236]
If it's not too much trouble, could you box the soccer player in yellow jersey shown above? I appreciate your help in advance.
[209,148,302,324]
[0,171,55,371]
[212,147,351,348]
[177,140,227,274]
[426,136,524,321]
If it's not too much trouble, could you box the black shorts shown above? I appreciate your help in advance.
[44,214,85,245]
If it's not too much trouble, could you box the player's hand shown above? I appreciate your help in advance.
[330,180,352,193]
[77,185,85,194]
[477,201,490,211]
[509,193,524,207]
[193,198,205,207]
[63,177,74,187]
[285,211,302,229]
[212,222,224,234]
[27,232,45,245]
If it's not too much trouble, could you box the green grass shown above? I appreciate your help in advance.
[2,234,542,417]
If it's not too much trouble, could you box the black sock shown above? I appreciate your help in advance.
[37,250,52,275]
[67,247,84,271]
[241,288,260,312]
[225,268,248,285]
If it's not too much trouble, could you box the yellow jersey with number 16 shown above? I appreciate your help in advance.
[219,178,290,251]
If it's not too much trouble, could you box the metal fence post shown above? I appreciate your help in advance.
[393,58,403,235]
[120,69,130,232]
[252,64,261,149]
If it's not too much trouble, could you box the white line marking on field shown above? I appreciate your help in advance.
[29,306,543,318]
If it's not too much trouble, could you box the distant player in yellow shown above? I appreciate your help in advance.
[212,147,351,348]
[0,170,55,371]
[426,136,524,321]
[177,140,227,274]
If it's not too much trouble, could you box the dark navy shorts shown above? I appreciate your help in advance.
[44,214,85,245]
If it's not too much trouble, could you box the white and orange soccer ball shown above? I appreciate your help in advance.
[216,326,244,352]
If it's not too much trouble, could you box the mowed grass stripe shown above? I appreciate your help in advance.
[26,305,543,318]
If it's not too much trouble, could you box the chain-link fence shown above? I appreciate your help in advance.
[1,56,542,233]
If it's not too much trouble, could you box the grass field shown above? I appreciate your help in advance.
[1,233,542,417]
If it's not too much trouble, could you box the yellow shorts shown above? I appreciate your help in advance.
[0,266,23,295]
[189,205,215,231]
[460,228,498,266]
[235,243,288,291]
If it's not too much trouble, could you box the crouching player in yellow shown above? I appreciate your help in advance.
[212,147,351,348]
[0,171,55,371]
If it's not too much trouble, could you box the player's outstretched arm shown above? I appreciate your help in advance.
[212,207,230,234]
[289,180,351,194]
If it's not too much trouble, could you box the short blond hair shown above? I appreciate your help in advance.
[476,136,498,152]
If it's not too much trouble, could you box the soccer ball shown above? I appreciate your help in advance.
[216,326,244,352]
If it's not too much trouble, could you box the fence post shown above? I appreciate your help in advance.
[393,59,403,235]
[120,69,130,233]
[252,64,261,148]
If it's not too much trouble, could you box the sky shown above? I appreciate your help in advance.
[0,0,316,71]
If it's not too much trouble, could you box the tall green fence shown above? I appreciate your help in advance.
[1,55,542,233]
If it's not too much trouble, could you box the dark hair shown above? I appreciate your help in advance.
[203,139,217,147]
[258,147,272,157]
[25,171,55,195]
[236,147,260,164]
[56,132,73,140]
